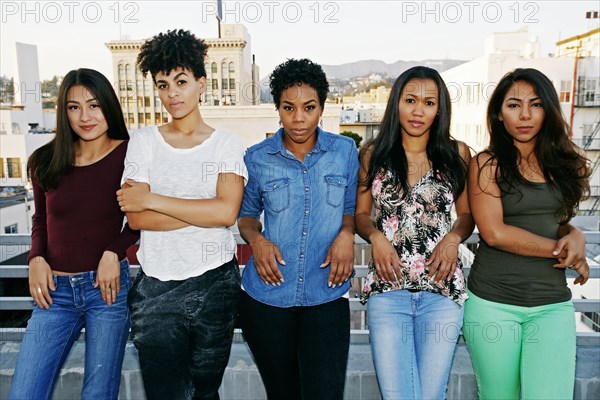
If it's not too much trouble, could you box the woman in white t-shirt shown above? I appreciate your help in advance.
[116,29,247,400]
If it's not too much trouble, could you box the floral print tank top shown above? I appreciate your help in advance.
[360,168,468,306]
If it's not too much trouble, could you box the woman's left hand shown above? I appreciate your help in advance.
[426,232,461,285]
[95,251,121,306]
[116,179,151,212]
[321,231,355,288]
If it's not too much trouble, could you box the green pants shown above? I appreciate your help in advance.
[463,291,576,400]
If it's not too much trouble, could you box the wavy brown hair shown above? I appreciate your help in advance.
[480,68,590,222]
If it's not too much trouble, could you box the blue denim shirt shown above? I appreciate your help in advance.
[239,128,359,307]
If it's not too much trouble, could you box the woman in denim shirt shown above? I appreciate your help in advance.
[238,58,359,400]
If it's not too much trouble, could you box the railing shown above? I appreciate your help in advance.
[1,233,599,346]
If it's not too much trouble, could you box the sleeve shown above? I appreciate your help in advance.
[343,141,360,216]
[121,129,151,185]
[27,180,48,263]
[218,132,248,185]
[238,150,264,220]
[104,221,140,259]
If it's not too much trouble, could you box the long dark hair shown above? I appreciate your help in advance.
[28,68,128,190]
[481,68,590,222]
[360,66,466,198]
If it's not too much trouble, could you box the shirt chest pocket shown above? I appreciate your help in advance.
[263,178,290,212]
[325,175,348,207]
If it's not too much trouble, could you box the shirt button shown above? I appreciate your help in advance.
[300,253,304,258]
[299,277,304,282]
[305,187,309,192]
[302,231,307,236]
[304,210,309,215]
[303,170,307,174]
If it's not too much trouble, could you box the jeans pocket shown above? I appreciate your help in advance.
[325,174,348,207]
[263,178,290,212]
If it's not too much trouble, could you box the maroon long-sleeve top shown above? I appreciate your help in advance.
[28,140,139,273]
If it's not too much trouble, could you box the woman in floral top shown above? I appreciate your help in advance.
[356,66,474,400]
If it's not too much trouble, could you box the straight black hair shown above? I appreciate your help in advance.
[360,66,466,199]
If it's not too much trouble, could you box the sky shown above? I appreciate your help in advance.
[1,0,599,81]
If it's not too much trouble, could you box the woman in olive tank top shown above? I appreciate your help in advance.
[465,68,591,400]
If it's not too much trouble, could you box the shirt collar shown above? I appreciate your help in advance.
[266,127,335,155]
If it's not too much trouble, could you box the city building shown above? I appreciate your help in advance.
[555,28,600,216]
[105,24,260,130]
[0,43,53,193]
[441,26,599,216]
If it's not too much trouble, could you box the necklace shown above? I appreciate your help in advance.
[75,142,115,166]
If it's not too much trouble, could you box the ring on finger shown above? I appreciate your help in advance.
[36,287,42,294]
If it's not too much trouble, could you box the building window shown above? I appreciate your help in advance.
[230,94,236,105]
[0,158,4,177]
[7,157,21,178]
[229,79,235,90]
[211,63,217,74]
[128,113,135,124]
[222,79,228,90]
[229,62,235,73]
[145,113,151,125]
[266,132,275,138]
[560,81,572,103]
[584,80,597,103]
[155,112,161,123]
[127,97,135,107]
[212,80,218,90]
[162,112,168,122]
[4,224,18,234]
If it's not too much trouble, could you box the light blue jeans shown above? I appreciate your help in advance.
[9,260,131,400]
[368,290,463,400]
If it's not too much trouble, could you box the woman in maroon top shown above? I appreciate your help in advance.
[9,68,139,400]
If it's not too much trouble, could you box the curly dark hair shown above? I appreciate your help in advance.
[269,58,329,108]
[137,29,208,81]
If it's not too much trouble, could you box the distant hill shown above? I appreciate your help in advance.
[321,59,466,80]
[259,59,467,102]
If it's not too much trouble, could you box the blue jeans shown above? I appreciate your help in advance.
[368,290,463,400]
[9,260,131,400]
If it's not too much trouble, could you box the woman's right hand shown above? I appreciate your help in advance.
[28,256,55,309]
[370,232,403,283]
[250,235,286,286]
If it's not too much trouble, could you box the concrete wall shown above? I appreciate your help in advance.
[1,340,598,400]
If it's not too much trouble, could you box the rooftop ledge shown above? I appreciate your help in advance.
[1,233,599,399]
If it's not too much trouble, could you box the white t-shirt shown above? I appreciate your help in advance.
[122,125,248,281]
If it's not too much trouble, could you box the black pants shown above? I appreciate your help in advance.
[129,258,241,400]
[238,291,350,400]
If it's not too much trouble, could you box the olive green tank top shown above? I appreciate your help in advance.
[468,181,571,307]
